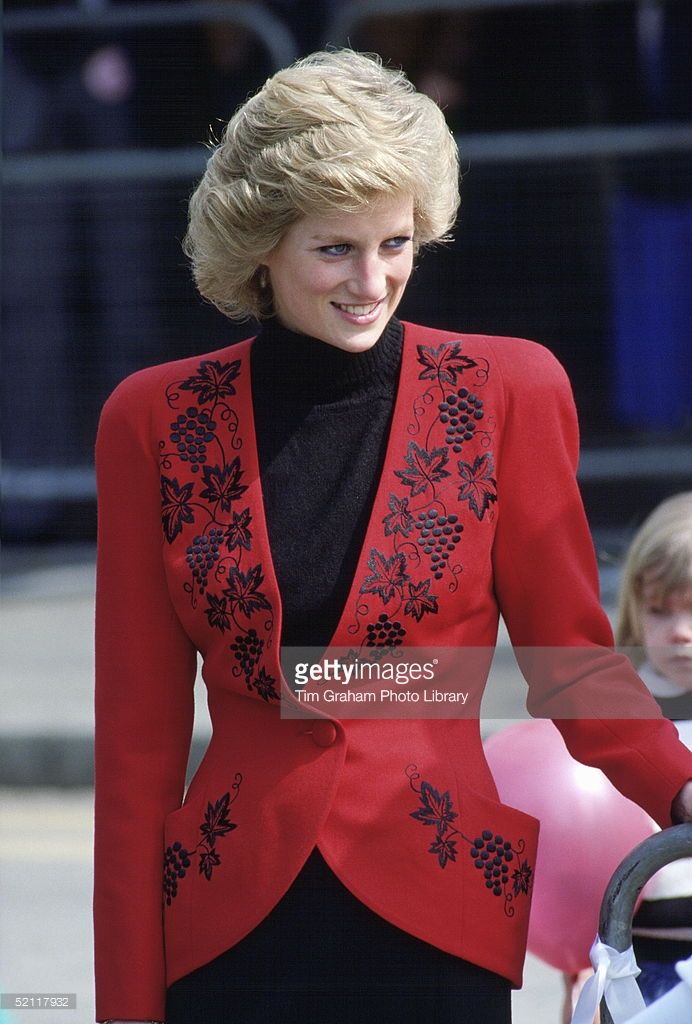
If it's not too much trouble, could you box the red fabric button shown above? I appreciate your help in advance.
[311,721,337,747]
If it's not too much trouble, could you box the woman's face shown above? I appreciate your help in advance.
[640,581,692,690]
[262,194,415,352]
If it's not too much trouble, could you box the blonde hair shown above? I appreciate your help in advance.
[182,48,460,321]
[617,492,692,657]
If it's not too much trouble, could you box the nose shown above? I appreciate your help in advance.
[348,251,387,301]
[671,612,692,643]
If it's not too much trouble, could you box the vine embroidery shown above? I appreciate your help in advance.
[164,775,243,905]
[405,765,532,918]
[349,338,496,644]
[159,353,278,702]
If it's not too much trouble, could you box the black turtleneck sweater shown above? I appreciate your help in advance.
[250,317,403,649]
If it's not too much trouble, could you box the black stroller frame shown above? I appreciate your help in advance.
[598,823,692,1024]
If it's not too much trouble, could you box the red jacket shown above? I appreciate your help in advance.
[94,321,692,1022]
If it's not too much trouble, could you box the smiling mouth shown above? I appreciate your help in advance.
[332,300,383,316]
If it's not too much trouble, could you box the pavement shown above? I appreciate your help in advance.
[0,541,627,1024]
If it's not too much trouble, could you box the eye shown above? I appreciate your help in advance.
[382,235,412,250]
[319,243,351,256]
[645,604,666,616]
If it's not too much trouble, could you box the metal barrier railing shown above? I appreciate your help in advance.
[4,1,299,70]
[324,0,636,48]
[598,824,692,1024]
[4,123,692,187]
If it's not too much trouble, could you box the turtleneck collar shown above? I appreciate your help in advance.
[251,317,403,403]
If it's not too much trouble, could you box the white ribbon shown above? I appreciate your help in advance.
[571,936,646,1024]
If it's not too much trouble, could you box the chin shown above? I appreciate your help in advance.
[343,330,382,351]
[661,660,692,690]
[322,325,383,353]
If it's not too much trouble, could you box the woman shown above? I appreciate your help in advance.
[93,50,692,1024]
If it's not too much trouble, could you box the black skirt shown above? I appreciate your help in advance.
[166,846,512,1024]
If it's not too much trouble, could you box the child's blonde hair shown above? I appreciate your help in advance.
[617,492,692,659]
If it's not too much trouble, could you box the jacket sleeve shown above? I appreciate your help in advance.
[489,337,692,828]
[93,368,198,1022]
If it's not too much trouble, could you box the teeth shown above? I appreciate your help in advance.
[335,302,380,315]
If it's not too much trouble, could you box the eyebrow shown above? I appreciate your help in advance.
[310,229,414,243]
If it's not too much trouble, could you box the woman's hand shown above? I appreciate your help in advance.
[671,779,692,823]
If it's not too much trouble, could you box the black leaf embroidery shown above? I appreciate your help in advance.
[225,507,253,551]
[360,549,410,604]
[383,494,414,537]
[223,564,272,618]
[199,459,248,513]
[252,666,280,702]
[160,476,195,543]
[457,453,497,520]
[205,593,232,632]
[394,442,451,498]
[404,580,439,622]
[179,359,241,404]
[200,792,237,848]
[410,780,458,833]
[417,343,477,385]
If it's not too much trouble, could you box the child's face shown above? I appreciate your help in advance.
[640,582,692,690]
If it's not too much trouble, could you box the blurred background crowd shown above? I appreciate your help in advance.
[2,0,691,543]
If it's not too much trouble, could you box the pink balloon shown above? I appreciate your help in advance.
[484,720,656,973]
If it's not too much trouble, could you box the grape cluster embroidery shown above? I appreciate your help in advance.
[439,387,485,453]
[365,613,407,648]
[414,508,463,582]
[185,529,223,594]
[406,764,532,918]
[230,628,280,702]
[164,775,243,906]
[230,627,263,677]
[169,407,217,473]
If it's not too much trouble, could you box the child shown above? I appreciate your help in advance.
[618,492,692,720]
[562,493,692,1020]
[617,492,692,1004]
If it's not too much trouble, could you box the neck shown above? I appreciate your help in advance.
[638,660,688,697]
